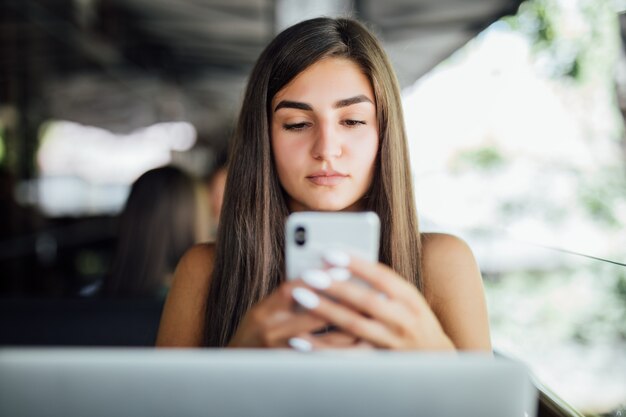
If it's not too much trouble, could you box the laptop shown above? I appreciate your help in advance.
[0,348,536,417]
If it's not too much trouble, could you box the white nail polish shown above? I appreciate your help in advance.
[292,287,320,309]
[327,267,350,281]
[301,270,331,289]
[288,337,313,352]
[323,251,350,267]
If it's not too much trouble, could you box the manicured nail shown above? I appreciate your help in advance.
[327,267,350,281]
[288,337,313,352]
[292,287,320,309]
[302,270,331,289]
[323,250,350,267]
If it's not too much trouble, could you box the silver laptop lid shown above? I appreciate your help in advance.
[0,349,536,417]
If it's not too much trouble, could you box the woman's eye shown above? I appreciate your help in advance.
[283,122,310,131]
[343,119,366,127]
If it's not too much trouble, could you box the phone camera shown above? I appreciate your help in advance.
[294,226,306,246]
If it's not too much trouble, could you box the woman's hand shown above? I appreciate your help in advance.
[293,252,456,351]
[227,280,371,350]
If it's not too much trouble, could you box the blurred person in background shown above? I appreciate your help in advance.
[204,151,228,241]
[99,165,210,298]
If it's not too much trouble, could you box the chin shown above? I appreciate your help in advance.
[287,188,365,212]
[305,198,359,212]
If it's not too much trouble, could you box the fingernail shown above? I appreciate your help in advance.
[301,269,331,289]
[323,250,350,267]
[288,337,313,352]
[292,287,320,309]
[327,267,350,281]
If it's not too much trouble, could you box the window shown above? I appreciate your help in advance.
[404,0,626,413]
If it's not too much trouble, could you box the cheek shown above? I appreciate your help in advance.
[272,133,304,181]
[352,130,379,174]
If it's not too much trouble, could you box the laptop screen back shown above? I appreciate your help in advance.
[0,349,536,417]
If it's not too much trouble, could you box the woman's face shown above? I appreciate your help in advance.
[271,57,379,212]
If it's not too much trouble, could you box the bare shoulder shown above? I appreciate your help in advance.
[156,243,216,347]
[421,232,471,251]
[421,231,476,269]
[420,232,481,303]
[420,233,492,351]
[175,242,216,284]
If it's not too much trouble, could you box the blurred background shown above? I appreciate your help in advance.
[1,0,625,415]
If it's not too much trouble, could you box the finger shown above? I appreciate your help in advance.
[313,330,358,347]
[289,332,375,351]
[249,282,329,348]
[259,281,312,319]
[350,339,376,350]
[264,310,328,343]
[267,281,303,308]
[292,287,399,349]
[288,336,314,352]
[312,335,375,350]
[248,281,300,329]
[324,252,426,312]
[312,277,416,333]
[300,269,416,332]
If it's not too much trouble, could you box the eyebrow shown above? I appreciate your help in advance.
[333,95,373,109]
[274,100,312,112]
[273,94,373,112]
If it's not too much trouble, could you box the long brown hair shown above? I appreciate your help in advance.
[205,17,421,347]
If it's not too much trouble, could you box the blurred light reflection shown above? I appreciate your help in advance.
[33,120,196,216]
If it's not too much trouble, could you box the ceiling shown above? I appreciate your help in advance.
[1,0,524,153]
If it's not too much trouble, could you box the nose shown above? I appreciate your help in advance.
[311,122,342,161]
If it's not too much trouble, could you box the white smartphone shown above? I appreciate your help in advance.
[285,211,380,281]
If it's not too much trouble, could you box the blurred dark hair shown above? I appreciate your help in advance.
[206,147,229,183]
[103,165,206,297]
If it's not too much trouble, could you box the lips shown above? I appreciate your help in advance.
[306,170,348,186]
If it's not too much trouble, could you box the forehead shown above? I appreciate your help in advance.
[272,57,375,107]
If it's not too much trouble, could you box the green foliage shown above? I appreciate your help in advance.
[514,0,578,78]
[484,258,626,347]
[578,168,626,228]
[455,2,625,412]
[454,146,505,171]
[508,0,617,82]
[578,192,618,227]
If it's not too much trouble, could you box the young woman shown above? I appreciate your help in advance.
[156,17,491,351]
